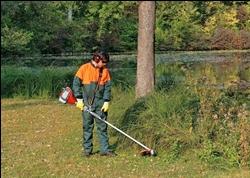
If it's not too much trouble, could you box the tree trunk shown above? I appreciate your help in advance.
[68,7,72,22]
[136,1,155,98]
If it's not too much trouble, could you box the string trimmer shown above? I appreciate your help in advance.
[59,87,157,156]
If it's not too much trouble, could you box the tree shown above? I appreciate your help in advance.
[155,2,203,50]
[136,1,155,98]
[1,26,33,56]
[56,1,79,22]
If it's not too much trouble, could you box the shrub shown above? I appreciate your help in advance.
[211,27,250,49]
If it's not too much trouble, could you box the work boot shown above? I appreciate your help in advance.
[83,152,93,157]
[100,151,117,157]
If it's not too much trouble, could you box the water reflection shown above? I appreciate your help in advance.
[156,51,250,95]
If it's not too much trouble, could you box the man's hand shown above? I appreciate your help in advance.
[101,102,109,112]
[76,98,84,111]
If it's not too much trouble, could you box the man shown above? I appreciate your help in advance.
[72,51,116,157]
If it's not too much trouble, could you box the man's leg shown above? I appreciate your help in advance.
[95,111,110,154]
[83,111,94,154]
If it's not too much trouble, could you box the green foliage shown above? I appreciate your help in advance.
[118,17,138,51]
[85,1,137,51]
[155,2,203,50]
[198,140,241,169]
[1,26,33,56]
[1,1,249,56]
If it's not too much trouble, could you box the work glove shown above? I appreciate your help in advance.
[101,102,109,112]
[76,98,84,111]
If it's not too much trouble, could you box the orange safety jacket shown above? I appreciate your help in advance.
[72,62,112,106]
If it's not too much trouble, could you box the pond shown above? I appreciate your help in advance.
[155,50,250,63]
[110,50,250,91]
[154,51,250,96]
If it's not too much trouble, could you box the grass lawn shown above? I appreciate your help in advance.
[1,98,249,178]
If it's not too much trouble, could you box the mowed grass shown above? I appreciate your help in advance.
[1,98,249,178]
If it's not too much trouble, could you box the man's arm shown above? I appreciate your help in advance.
[103,69,112,102]
[103,80,111,102]
[72,76,83,99]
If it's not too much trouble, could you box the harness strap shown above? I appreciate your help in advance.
[89,67,103,106]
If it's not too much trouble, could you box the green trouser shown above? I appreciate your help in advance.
[82,106,110,154]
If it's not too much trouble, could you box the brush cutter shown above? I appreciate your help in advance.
[59,87,157,156]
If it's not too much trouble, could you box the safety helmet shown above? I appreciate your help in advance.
[92,51,109,63]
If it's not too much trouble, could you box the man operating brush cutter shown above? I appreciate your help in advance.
[72,50,116,157]
[59,50,157,157]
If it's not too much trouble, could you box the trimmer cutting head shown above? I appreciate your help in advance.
[140,149,157,156]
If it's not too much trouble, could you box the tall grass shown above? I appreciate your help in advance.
[109,61,249,168]
[1,66,77,98]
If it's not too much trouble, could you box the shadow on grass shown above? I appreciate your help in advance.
[119,97,147,131]
[111,97,148,149]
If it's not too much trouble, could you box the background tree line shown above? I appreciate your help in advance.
[1,1,250,57]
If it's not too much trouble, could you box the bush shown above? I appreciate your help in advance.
[211,27,250,49]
